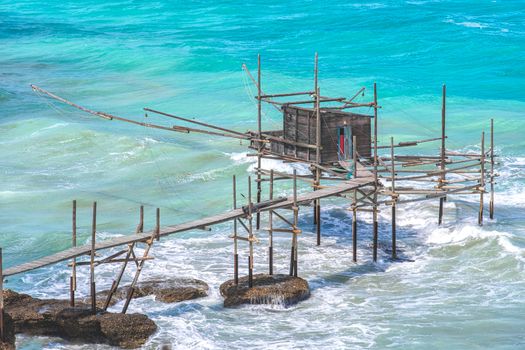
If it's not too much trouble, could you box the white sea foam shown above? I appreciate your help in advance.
[29,122,69,137]
[444,18,486,29]
[227,151,311,175]
[226,151,254,165]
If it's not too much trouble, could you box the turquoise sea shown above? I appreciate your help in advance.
[1,0,525,349]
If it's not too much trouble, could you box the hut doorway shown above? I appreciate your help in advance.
[337,125,352,161]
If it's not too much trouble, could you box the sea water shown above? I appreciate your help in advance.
[1,0,525,349]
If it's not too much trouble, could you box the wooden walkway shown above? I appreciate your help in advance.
[3,175,373,277]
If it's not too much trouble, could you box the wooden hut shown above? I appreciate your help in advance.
[263,106,372,165]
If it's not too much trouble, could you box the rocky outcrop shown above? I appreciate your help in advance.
[2,290,156,349]
[96,278,209,307]
[0,312,15,350]
[220,274,310,307]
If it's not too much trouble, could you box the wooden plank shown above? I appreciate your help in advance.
[4,173,374,277]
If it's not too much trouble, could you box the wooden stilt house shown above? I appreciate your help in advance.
[262,105,372,166]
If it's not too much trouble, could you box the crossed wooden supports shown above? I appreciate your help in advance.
[69,203,160,314]
[231,169,301,287]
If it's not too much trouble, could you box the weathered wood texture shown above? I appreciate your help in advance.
[4,172,374,278]
[269,106,372,164]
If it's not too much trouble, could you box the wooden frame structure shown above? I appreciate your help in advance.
[0,54,497,335]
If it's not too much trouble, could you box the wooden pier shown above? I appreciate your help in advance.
[0,54,497,341]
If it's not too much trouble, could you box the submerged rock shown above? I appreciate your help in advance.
[220,274,310,307]
[96,278,209,307]
[2,290,157,349]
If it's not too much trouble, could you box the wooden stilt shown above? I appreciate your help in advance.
[248,177,254,288]
[104,206,143,311]
[391,204,397,259]
[315,85,322,246]
[372,206,378,263]
[248,256,253,287]
[122,231,155,314]
[155,208,160,240]
[313,53,321,246]
[479,132,485,226]
[70,200,77,307]
[233,175,239,285]
[352,135,358,263]
[268,170,274,275]
[256,54,263,230]
[390,137,397,260]
[90,201,97,314]
[292,170,299,277]
[137,205,144,233]
[316,198,321,246]
[489,119,495,219]
[289,246,294,276]
[372,83,379,263]
[439,84,446,225]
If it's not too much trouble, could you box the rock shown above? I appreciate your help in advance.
[3,290,71,335]
[96,278,209,307]
[98,313,157,349]
[0,312,16,350]
[2,290,157,348]
[219,274,310,307]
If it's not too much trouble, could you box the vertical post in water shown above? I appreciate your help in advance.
[156,208,160,240]
[90,201,97,314]
[313,52,318,227]
[372,83,379,263]
[268,170,274,275]
[489,119,495,220]
[315,85,322,246]
[255,54,262,230]
[313,53,320,237]
[390,137,397,260]
[439,84,446,225]
[233,175,239,285]
[256,54,262,230]
[479,132,485,226]
[352,135,358,263]
[138,205,144,233]
[248,177,254,288]
[291,170,299,277]
[70,200,77,307]
[0,247,4,342]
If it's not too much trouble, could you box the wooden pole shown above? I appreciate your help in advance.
[248,176,254,288]
[315,81,322,246]
[139,206,144,233]
[70,200,77,307]
[256,54,262,230]
[352,136,358,263]
[90,201,97,314]
[0,247,4,342]
[373,207,378,262]
[372,83,378,263]
[489,119,495,219]
[122,236,155,314]
[233,175,239,285]
[390,137,397,260]
[439,84,446,225]
[291,170,299,277]
[313,53,319,231]
[155,208,160,240]
[103,206,141,310]
[479,131,485,226]
[268,170,274,275]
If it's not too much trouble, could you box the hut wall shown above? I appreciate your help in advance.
[279,106,372,164]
